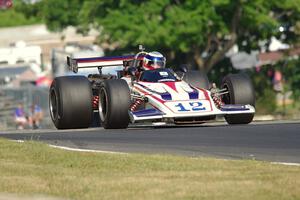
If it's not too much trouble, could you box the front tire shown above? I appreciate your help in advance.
[98,79,130,129]
[221,73,255,124]
[49,76,93,129]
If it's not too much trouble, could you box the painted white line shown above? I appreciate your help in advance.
[10,139,127,155]
[9,140,300,165]
[49,144,128,155]
[271,162,300,167]
[48,146,300,166]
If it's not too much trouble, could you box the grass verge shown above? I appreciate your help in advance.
[0,138,299,200]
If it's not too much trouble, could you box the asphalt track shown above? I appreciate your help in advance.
[0,121,300,163]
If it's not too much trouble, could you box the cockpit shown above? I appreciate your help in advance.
[139,68,179,82]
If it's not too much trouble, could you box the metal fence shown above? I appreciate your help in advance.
[0,86,53,130]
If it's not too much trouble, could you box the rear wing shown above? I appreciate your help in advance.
[67,55,144,73]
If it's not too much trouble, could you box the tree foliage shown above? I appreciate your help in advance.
[0,0,43,27]
[69,0,300,71]
[41,0,84,31]
[6,0,300,72]
[281,59,300,100]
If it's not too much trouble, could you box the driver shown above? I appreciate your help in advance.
[123,51,166,82]
[142,51,166,70]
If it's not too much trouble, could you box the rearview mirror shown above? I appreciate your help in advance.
[138,44,145,52]
[179,65,188,73]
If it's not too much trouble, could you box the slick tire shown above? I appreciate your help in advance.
[49,76,93,129]
[221,73,255,124]
[177,70,210,89]
[98,79,130,129]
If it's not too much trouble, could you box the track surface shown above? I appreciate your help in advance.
[1,121,300,163]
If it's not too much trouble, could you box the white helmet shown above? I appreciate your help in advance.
[142,51,166,70]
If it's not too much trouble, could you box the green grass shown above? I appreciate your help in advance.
[0,139,299,200]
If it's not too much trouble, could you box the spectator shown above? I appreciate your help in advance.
[14,103,27,130]
[29,104,43,129]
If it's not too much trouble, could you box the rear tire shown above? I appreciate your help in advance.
[177,70,210,89]
[49,76,93,129]
[221,73,255,124]
[98,79,130,129]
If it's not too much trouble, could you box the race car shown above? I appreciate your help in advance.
[49,46,255,129]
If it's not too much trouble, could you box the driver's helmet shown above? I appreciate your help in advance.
[142,51,166,70]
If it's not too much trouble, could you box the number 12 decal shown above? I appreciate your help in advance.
[175,102,206,112]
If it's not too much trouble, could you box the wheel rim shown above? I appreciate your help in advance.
[98,88,108,121]
[49,88,58,121]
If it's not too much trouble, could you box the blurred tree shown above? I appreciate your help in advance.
[282,59,300,101]
[249,66,277,114]
[0,0,42,27]
[41,0,300,72]
[41,0,84,31]
[79,0,300,71]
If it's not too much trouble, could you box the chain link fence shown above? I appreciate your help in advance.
[0,86,54,130]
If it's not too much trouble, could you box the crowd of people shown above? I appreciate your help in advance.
[14,103,43,130]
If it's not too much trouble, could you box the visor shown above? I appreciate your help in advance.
[144,57,166,69]
[147,60,165,68]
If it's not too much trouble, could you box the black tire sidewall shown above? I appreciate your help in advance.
[49,80,61,127]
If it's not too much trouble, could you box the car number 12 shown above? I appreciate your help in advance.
[175,102,206,112]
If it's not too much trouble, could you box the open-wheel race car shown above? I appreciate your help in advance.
[49,46,255,129]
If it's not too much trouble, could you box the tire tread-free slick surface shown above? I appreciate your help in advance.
[49,76,93,129]
[99,79,130,129]
[222,73,255,124]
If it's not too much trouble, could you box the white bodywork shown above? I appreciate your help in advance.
[129,80,255,122]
